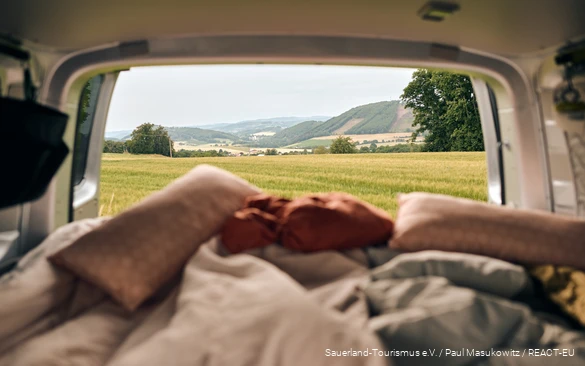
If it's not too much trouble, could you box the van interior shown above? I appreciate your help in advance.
[1,0,585,365]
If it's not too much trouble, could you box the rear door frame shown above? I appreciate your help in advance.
[20,35,551,250]
[471,78,505,205]
[71,72,119,221]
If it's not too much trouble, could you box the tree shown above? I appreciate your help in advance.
[369,143,378,153]
[359,146,370,153]
[375,143,423,153]
[174,149,231,158]
[266,148,278,155]
[330,136,357,154]
[103,140,126,153]
[313,146,328,154]
[400,69,484,152]
[126,123,175,156]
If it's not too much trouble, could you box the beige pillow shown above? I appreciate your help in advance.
[389,192,585,270]
[49,165,260,311]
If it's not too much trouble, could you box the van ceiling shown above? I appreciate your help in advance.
[1,0,584,57]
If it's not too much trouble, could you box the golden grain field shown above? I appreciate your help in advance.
[100,152,487,217]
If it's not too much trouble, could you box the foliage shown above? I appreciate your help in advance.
[72,79,99,176]
[173,149,230,158]
[78,81,93,127]
[100,152,487,217]
[266,148,278,155]
[280,151,307,156]
[313,146,328,154]
[369,143,378,152]
[359,146,370,153]
[103,140,126,153]
[126,123,175,156]
[165,127,241,145]
[330,136,357,154]
[400,69,484,152]
[375,143,423,153]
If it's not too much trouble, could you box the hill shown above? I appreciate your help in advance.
[103,103,412,149]
[105,126,241,145]
[198,116,331,136]
[165,127,242,144]
[257,101,413,147]
[311,101,402,136]
[104,130,132,140]
[391,105,415,132]
[255,120,325,147]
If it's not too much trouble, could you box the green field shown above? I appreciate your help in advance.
[100,152,487,217]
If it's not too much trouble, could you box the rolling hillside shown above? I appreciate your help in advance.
[198,116,331,136]
[106,126,243,144]
[392,105,415,132]
[257,100,414,147]
[165,127,242,144]
[255,120,325,147]
[103,102,413,149]
[311,101,402,136]
[104,130,132,140]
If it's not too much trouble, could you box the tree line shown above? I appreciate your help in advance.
[317,136,423,154]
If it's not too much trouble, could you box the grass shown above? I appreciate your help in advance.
[100,152,487,217]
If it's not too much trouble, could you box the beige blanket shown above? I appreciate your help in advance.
[0,237,387,366]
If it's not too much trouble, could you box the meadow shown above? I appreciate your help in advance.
[99,152,487,217]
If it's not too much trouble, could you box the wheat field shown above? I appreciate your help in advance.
[100,152,487,217]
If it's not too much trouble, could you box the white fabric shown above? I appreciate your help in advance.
[0,238,386,366]
[0,217,108,353]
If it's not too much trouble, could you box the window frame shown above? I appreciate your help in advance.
[71,74,104,187]
[69,72,119,222]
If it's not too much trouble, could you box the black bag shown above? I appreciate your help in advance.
[0,97,69,208]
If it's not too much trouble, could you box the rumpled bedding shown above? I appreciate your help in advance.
[365,250,585,365]
[3,222,585,365]
[0,226,386,366]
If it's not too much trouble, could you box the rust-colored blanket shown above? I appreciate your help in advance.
[221,193,394,253]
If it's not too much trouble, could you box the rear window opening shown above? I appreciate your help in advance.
[95,64,487,217]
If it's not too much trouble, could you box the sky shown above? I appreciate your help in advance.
[105,65,415,132]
